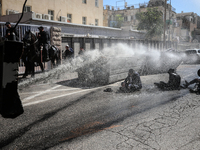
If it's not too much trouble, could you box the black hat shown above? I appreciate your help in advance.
[129,69,134,74]
[168,68,175,73]
[38,26,44,29]
[5,22,10,25]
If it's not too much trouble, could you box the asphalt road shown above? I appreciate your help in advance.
[1,64,200,150]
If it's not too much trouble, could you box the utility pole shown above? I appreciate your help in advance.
[163,0,167,49]
[168,0,171,46]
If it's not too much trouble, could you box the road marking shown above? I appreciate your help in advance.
[23,85,61,102]
[182,73,195,79]
[23,88,94,106]
[21,72,196,106]
[20,88,81,95]
[23,85,108,106]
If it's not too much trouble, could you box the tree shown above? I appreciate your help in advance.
[112,14,123,28]
[136,8,163,39]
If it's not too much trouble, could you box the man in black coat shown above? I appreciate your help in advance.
[183,69,200,94]
[5,22,19,41]
[154,68,181,90]
[37,26,49,61]
[64,45,74,59]
[120,69,142,92]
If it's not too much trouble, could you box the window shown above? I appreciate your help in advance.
[82,17,87,25]
[82,0,87,4]
[48,10,54,20]
[124,16,127,21]
[95,19,98,26]
[95,0,99,7]
[67,14,72,23]
[24,6,31,12]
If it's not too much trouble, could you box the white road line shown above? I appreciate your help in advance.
[21,72,196,106]
[23,85,108,106]
[20,88,81,95]
[23,85,61,102]
[23,88,93,106]
[181,73,196,79]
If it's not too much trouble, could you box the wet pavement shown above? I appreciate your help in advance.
[1,64,200,150]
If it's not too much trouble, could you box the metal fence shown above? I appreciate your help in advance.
[0,22,51,75]
[62,37,178,57]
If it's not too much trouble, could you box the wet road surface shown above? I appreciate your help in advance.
[1,64,200,150]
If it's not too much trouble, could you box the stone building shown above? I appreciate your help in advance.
[176,12,198,42]
[0,0,103,26]
[103,0,177,41]
[103,0,200,43]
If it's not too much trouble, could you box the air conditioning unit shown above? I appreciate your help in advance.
[60,16,67,22]
[42,14,51,20]
[90,23,94,26]
[14,11,19,14]
[35,13,43,19]
[6,9,18,15]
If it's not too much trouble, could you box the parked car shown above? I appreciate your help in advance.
[183,49,200,64]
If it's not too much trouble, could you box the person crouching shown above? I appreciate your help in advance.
[120,69,142,93]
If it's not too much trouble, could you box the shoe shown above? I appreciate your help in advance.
[104,88,113,92]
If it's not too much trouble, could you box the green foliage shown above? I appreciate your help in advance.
[136,8,163,39]
[112,14,123,28]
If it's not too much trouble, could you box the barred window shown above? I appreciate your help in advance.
[48,10,54,20]
[82,0,87,4]
[95,0,98,7]
[95,19,98,26]
[24,6,31,12]
[67,14,72,23]
[82,17,87,25]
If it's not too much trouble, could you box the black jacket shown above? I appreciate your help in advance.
[168,72,181,88]
[124,72,142,89]
[5,27,19,41]
[38,31,49,45]
[64,49,74,58]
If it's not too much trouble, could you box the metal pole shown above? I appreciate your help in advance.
[163,0,167,49]
[169,0,171,45]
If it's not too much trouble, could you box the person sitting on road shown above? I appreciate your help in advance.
[120,69,142,93]
[154,68,181,91]
[183,69,200,94]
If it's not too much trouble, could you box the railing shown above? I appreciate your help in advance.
[0,22,51,75]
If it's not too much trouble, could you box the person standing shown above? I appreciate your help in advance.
[78,47,85,55]
[5,22,19,41]
[37,26,49,61]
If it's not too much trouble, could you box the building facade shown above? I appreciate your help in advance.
[0,0,103,26]
[103,0,177,41]
[176,12,198,41]
[103,0,200,43]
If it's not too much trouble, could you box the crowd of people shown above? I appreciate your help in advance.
[4,22,85,62]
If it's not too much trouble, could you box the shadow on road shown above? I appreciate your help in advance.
[56,78,104,89]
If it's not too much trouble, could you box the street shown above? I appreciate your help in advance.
[1,64,200,150]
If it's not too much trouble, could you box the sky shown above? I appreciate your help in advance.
[103,0,200,16]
